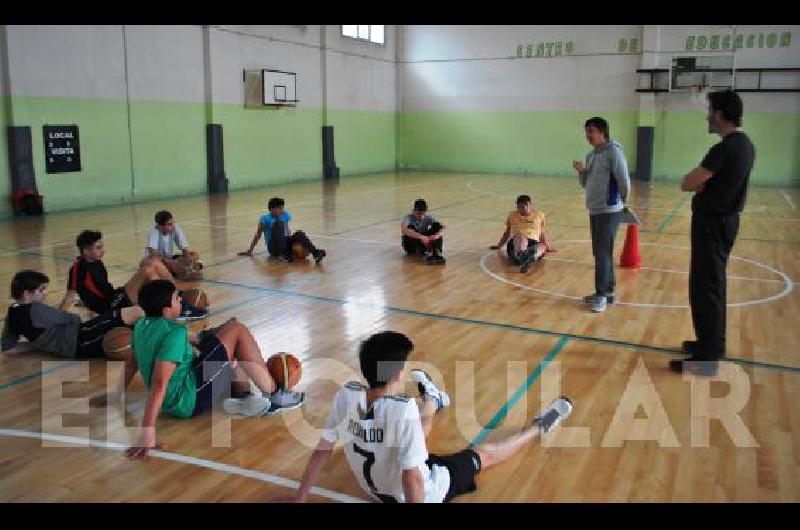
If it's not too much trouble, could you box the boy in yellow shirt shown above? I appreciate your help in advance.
[490,195,555,273]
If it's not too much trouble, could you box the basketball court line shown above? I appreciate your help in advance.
[0,177,451,256]
[655,195,692,233]
[0,360,79,392]
[781,190,797,210]
[479,248,794,308]
[0,429,367,503]
[470,336,569,446]
[196,278,800,374]
[465,180,793,218]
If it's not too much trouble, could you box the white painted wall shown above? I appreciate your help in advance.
[5,25,127,100]
[2,24,398,112]
[400,25,800,113]
[125,25,205,103]
[325,25,396,111]
[401,25,642,112]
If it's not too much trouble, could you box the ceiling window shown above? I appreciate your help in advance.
[341,25,384,45]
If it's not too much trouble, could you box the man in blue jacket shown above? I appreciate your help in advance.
[572,117,631,313]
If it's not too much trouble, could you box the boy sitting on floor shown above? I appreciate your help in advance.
[125,280,306,459]
[145,210,203,281]
[401,199,446,264]
[280,331,573,503]
[490,194,556,273]
[60,229,207,321]
[239,197,326,264]
[2,270,143,360]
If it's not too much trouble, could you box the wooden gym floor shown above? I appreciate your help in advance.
[0,172,798,502]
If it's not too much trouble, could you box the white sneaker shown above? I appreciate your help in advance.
[410,369,450,410]
[223,395,272,417]
[532,397,574,433]
[264,389,306,416]
[592,295,607,313]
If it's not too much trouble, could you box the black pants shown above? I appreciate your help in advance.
[506,238,538,265]
[689,212,740,360]
[402,222,444,255]
[76,310,126,359]
[589,212,622,297]
[268,221,318,258]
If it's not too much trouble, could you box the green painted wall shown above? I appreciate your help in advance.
[653,110,800,187]
[400,108,799,187]
[128,100,207,199]
[327,109,396,174]
[2,97,796,218]
[214,104,323,189]
[400,110,639,176]
[0,97,400,216]
[9,96,134,212]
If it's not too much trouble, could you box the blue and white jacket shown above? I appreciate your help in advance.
[579,140,631,215]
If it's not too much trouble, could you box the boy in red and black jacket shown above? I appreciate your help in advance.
[60,230,208,321]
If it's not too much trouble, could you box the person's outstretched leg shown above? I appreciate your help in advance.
[474,397,572,469]
[292,230,326,264]
[126,256,176,303]
[215,320,277,395]
[410,370,451,437]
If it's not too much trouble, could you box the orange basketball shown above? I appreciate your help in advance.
[102,327,133,360]
[291,242,310,260]
[266,353,302,390]
[181,288,209,310]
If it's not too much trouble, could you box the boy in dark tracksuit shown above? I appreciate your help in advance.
[239,197,326,264]
[401,199,446,264]
[2,270,144,360]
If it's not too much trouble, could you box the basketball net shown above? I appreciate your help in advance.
[690,83,709,106]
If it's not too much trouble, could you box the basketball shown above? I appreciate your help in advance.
[266,352,302,390]
[291,242,310,260]
[102,327,132,360]
[181,288,209,310]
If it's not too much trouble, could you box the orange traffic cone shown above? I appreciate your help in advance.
[620,224,641,269]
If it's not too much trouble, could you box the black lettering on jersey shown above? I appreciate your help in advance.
[384,394,410,403]
[345,381,367,391]
[347,419,384,443]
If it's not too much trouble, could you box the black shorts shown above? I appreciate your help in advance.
[506,238,538,264]
[109,287,133,311]
[426,448,482,503]
[75,310,126,359]
[191,333,233,417]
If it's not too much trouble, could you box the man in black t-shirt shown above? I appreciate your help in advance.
[670,90,755,376]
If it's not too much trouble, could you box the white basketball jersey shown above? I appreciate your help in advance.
[321,381,450,503]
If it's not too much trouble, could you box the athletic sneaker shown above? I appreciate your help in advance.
[532,396,574,433]
[313,249,327,264]
[410,369,450,411]
[176,300,209,321]
[519,248,539,273]
[591,295,607,313]
[277,254,293,263]
[668,358,719,377]
[223,395,273,417]
[264,389,306,415]
[682,340,700,355]
[583,293,615,304]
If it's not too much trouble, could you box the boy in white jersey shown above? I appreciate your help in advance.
[144,210,203,280]
[283,331,574,503]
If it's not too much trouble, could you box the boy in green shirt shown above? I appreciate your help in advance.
[126,280,305,458]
